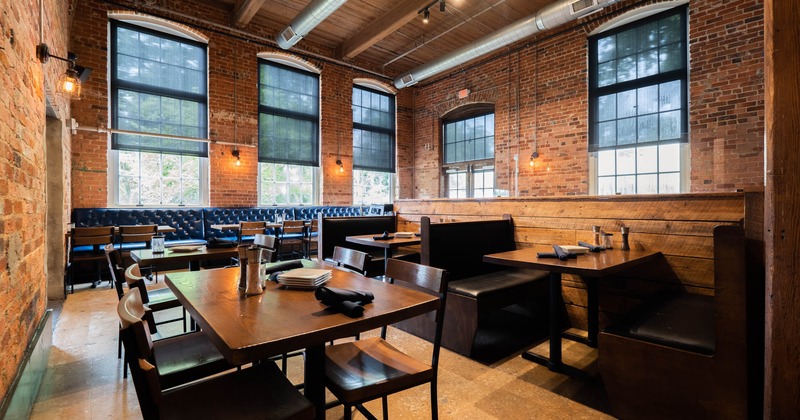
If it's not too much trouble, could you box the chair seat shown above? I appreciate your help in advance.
[146,287,182,312]
[152,331,231,390]
[627,293,715,354]
[325,337,434,404]
[448,268,547,298]
[71,246,105,255]
[160,362,314,420]
[117,242,149,251]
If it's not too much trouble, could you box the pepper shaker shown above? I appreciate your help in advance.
[592,225,602,246]
[620,226,631,250]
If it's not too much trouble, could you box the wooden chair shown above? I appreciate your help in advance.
[124,263,188,332]
[278,220,305,260]
[68,226,115,292]
[331,246,371,276]
[238,221,267,245]
[324,259,448,420]
[129,356,314,420]
[117,288,235,391]
[303,218,319,259]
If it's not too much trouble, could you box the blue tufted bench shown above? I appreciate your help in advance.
[72,208,207,250]
[203,207,294,242]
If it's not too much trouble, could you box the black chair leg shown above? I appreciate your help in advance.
[382,396,389,420]
[344,405,352,420]
[431,381,438,420]
[118,332,122,359]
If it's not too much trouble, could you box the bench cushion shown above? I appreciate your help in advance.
[626,293,715,355]
[448,269,547,298]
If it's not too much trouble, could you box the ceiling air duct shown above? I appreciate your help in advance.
[394,0,617,89]
[276,0,348,50]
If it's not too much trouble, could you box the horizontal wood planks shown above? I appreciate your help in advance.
[395,193,753,328]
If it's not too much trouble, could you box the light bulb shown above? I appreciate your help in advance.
[423,8,430,23]
[235,158,241,166]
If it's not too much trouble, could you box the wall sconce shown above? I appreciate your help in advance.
[529,150,539,167]
[336,158,344,173]
[36,43,91,99]
[231,147,241,166]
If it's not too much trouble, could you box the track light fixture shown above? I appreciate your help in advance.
[419,0,445,24]
[36,43,91,99]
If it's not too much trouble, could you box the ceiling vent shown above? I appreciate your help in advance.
[280,26,296,43]
[569,0,598,14]
[275,0,347,50]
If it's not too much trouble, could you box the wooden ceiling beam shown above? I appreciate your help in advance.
[337,0,432,60]
[231,0,268,28]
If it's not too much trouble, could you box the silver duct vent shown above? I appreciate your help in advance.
[394,0,617,88]
[276,0,348,50]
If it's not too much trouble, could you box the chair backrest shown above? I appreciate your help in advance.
[71,226,115,250]
[117,288,156,361]
[124,263,151,305]
[332,246,371,275]
[282,220,305,235]
[254,234,278,250]
[104,243,127,299]
[385,259,448,367]
[239,221,266,236]
[307,218,319,234]
[131,357,162,420]
[119,224,158,246]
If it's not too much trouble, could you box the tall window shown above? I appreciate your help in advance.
[352,85,395,205]
[589,6,688,195]
[258,60,319,205]
[110,21,208,206]
[442,106,495,198]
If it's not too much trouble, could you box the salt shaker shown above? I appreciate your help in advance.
[592,226,602,246]
[603,233,614,249]
[245,246,263,296]
[620,226,631,250]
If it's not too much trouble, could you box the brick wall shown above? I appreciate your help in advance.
[69,0,414,208]
[0,0,71,401]
[406,0,765,198]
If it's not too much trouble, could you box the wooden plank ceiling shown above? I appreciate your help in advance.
[215,0,554,78]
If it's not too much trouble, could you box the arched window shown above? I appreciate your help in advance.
[256,54,321,205]
[108,17,209,206]
[352,81,395,205]
[441,103,495,198]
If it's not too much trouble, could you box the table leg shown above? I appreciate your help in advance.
[521,271,588,378]
[189,260,200,271]
[562,277,598,348]
[305,344,326,420]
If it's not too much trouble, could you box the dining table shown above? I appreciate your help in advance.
[130,245,239,271]
[345,233,421,273]
[165,261,439,419]
[483,246,662,377]
[209,222,283,231]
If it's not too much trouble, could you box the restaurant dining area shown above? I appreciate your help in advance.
[1,0,797,419]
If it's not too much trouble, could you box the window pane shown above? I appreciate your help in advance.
[617,89,637,118]
[599,122,617,148]
[637,174,658,194]
[637,145,658,173]
[616,148,636,174]
[597,36,616,63]
[659,143,681,172]
[659,172,681,194]
[598,150,616,176]
[659,110,682,140]
[598,94,616,121]
[598,176,616,195]
[617,118,636,145]
[659,80,682,111]
[637,114,658,143]
[616,56,637,82]
[637,85,659,115]
[598,61,616,87]
[259,162,315,205]
[119,177,139,205]
[617,175,636,194]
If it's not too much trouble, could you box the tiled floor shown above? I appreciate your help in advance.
[31,277,613,419]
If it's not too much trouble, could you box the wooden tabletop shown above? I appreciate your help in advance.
[483,246,663,277]
[164,262,439,366]
[130,246,238,267]
[346,234,421,249]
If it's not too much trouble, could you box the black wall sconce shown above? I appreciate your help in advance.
[36,43,92,99]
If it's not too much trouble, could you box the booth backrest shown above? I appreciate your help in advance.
[294,206,365,221]
[317,215,397,261]
[421,215,517,281]
[73,208,205,241]
[203,207,292,240]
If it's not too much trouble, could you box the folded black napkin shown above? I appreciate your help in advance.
[207,237,237,248]
[578,241,605,252]
[314,286,375,318]
[537,245,577,261]
[373,235,394,240]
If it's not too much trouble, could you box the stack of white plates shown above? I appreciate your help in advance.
[277,268,332,288]
[394,232,415,238]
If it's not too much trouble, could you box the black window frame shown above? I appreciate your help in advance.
[441,105,496,198]
[588,5,689,153]
[352,85,396,173]
[257,59,320,167]
[109,19,209,157]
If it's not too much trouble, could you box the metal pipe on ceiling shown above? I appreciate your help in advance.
[276,0,348,50]
[394,0,619,89]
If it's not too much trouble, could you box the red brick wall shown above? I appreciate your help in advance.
[0,0,71,401]
[69,0,414,208]
[406,0,765,198]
